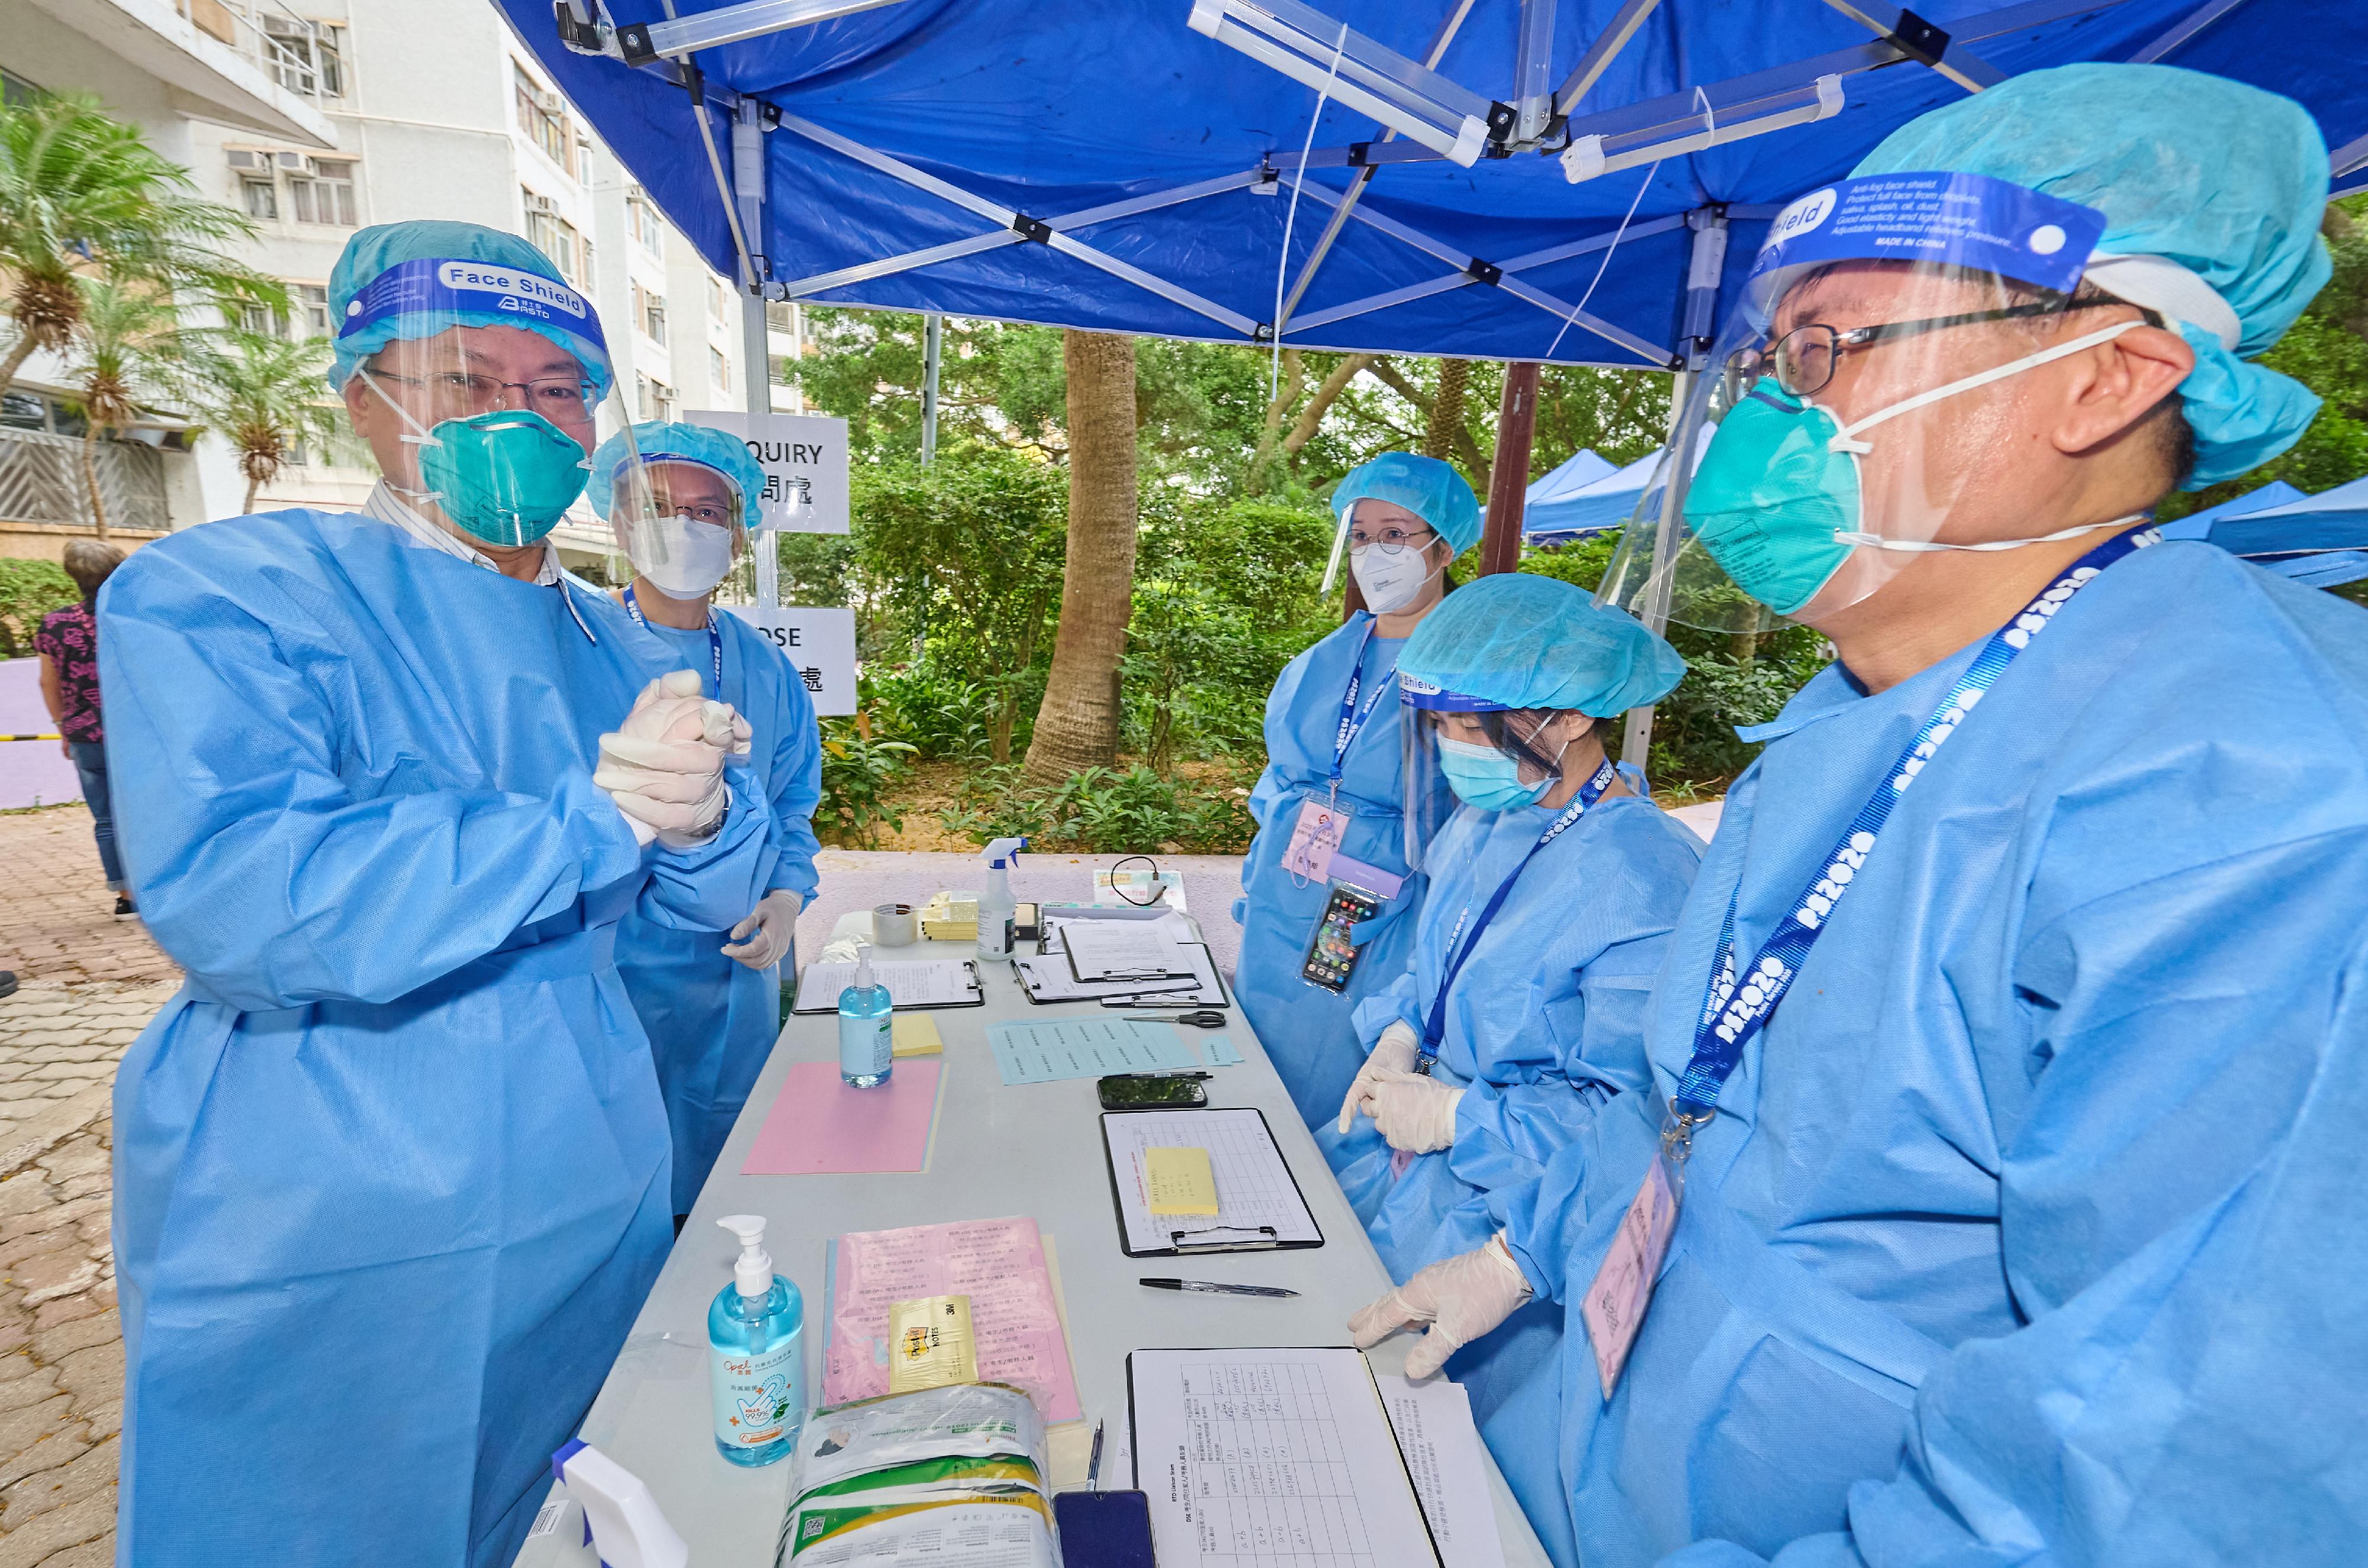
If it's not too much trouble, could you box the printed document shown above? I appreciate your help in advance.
[1102,1109,1320,1252]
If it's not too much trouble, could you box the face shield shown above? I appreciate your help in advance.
[339,258,619,549]
[609,457,749,600]
[1399,676,1593,868]
[1598,172,2146,633]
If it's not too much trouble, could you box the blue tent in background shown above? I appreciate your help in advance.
[2154,480,2308,540]
[1510,447,1613,538]
[2153,477,2368,588]
[1521,441,1709,543]
[504,0,2368,371]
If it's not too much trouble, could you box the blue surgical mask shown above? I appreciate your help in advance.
[414,409,591,547]
[1437,736,1551,811]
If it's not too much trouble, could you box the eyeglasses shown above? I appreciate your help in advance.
[1720,298,2141,404]
[1347,524,1438,556]
[365,365,599,421]
[649,503,738,528]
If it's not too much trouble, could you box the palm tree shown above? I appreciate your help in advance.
[64,278,188,539]
[0,91,279,397]
[182,331,342,512]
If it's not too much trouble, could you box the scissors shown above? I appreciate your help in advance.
[1125,1010,1227,1029]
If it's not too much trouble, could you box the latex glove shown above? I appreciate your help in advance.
[1365,1069,1463,1153]
[1339,1020,1421,1135]
[595,671,729,848]
[1350,1234,1534,1379]
[722,889,803,970]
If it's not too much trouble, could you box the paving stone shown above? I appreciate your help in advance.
[0,1479,111,1568]
[33,1537,112,1568]
[27,1316,112,1371]
[0,1437,114,1532]
[6,1257,99,1311]
[26,1150,98,1188]
[0,1183,50,1225]
[28,1299,101,1338]
[0,1427,85,1498]
[0,1369,57,1419]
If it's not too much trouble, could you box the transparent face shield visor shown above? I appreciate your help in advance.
[1595,172,2138,634]
[1398,680,1587,870]
[607,456,749,600]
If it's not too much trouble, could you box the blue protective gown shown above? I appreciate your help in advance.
[1338,788,1699,1568]
[602,604,822,1215]
[1235,613,1434,1130]
[100,510,777,1568]
[1492,540,2368,1567]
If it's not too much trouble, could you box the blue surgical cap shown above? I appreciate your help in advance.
[588,422,772,530]
[1399,572,1685,717]
[329,220,612,398]
[1333,452,1483,555]
[1853,63,2331,488]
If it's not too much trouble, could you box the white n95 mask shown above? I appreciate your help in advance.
[1352,546,1439,616]
[626,514,737,598]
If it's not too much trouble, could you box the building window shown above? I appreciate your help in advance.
[709,276,728,321]
[578,238,595,291]
[628,191,664,258]
[575,137,594,185]
[262,17,345,99]
[711,347,731,392]
[632,285,667,347]
[238,299,282,337]
[288,159,356,226]
[1,67,41,109]
[652,380,677,421]
[291,282,333,339]
[513,65,571,169]
[239,174,278,220]
[522,194,587,286]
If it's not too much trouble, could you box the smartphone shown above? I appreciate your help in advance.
[1097,1075,1208,1110]
[1299,884,1381,993]
[1054,1489,1156,1568]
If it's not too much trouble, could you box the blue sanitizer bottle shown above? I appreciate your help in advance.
[838,945,893,1089]
[709,1214,804,1467]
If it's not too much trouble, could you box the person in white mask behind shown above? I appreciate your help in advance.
[587,421,822,1225]
[1234,452,1481,1143]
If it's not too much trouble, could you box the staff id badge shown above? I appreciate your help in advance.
[1579,1152,1680,1399]
[1282,799,1352,884]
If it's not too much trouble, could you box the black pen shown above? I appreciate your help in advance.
[1140,1277,1299,1297]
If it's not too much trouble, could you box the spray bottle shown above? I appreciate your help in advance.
[977,836,1026,961]
[836,943,893,1089]
[709,1214,805,1467]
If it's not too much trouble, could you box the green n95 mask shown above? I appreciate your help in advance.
[414,410,591,548]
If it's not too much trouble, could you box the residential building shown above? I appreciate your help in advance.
[0,0,335,561]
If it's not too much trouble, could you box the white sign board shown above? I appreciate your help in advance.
[722,605,858,717]
[684,409,850,535]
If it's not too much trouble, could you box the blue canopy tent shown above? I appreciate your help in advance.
[2153,479,2306,540]
[505,0,2368,374]
[1520,440,1709,543]
[1507,446,1613,538]
[2199,474,2368,587]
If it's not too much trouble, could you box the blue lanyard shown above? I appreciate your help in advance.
[622,585,723,699]
[1418,755,1618,1067]
[1667,528,2154,1133]
[1329,620,1398,799]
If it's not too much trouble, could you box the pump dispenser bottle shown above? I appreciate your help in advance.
[709,1214,805,1467]
[836,944,893,1088]
[977,836,1026,961]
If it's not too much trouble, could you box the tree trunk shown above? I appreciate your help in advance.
[0,336,39,403]
[79,428,110,540]
[243,474,262,514]
[1423,359,1469,459]
[1024,331,1139,783]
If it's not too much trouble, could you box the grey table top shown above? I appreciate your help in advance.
[514,913,1553,1568]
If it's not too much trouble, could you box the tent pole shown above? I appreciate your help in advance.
[1621,204,1728,765]
[921,313,943,465]
[731,98,782,611]
[1480,362,1541,575]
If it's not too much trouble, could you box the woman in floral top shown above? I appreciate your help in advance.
[35,539,132,918]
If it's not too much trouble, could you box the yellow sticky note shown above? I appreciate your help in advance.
[887,1294,978,1393]
[892,1015,943,1057]
[1145,1147,1220,1217]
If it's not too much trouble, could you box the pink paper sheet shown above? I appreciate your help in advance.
[824,1216,1082,1423]
[741,1060,941,1175]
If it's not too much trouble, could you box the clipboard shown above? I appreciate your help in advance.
[1125,1346,1444,1568]
[790,958,986,1014]
[1012,943,1232,1009]
[1099,1107,1324,1257]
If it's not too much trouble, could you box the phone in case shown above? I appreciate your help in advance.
[1299,884,1381,993]
[1054,1489,1156,1568]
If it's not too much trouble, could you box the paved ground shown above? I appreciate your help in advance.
[0,806,184,1565]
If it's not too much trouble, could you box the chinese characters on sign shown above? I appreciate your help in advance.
[685,409,850,535]
[721,606,857,716]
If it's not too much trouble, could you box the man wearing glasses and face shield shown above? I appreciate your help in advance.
[96,221,779,1566]
[1351,65,2368,1566]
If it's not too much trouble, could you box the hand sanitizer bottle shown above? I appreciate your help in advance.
[977,836,1025,961]
[836,944,893,1089]
[709,1214,804,1467]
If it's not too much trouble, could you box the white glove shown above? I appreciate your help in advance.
[1365,1069,1463,1154]
[1339,1019,1420,1135]
[1350,1234,1534,1379]
[594,671,732,848]
[722,888,803,970]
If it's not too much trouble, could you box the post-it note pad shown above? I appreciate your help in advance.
[1144,1147,1220,1216]
[892,1015,944,1057]
[887,1293,979,1393]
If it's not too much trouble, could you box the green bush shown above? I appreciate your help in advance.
[940,763,1256,854]
[815,721,919,848]
[0,559,77,661]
